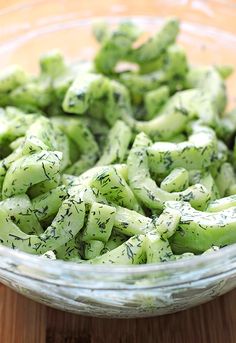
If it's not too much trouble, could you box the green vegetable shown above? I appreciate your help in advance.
[148,125,218,177]
[82,202,116,242]
[89,235,146,264]
[130,18,179,64]
[63,73,109,114]
[0,65,29,93]
[168,201,236,253]
[32,185,68,221]
[84,240,105,259]
[97,120,131,166]
[91,166,142,212]
[94,21,141,74]
[186,66,227,114]
[40,49,66,78]
[145,230,174,263]
[101,230,127,253]
[144,86,170,120]
[0,197,85,254]
[2,150,62,199]
[160,168,189,193]
[0,18,235,265]
[127,132,210,210]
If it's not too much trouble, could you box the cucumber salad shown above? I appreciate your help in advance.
[0,18,236,265]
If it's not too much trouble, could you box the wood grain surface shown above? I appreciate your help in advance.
[0,0,236,342]
[1,282,236,343]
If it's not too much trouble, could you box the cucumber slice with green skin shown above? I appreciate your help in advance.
[0,197,85,254]
[27,116,62,150]
[63,164,128,190]
[65,156,96,177]
[207,195,236,213]
[82,202,116,243]
[84,240,105,260]
[32,185,68,221]
[114,206,153,236]
[0,136,49,196]
[164,44,188,81]
[145,230,174,264]
[52,61,94,102]
[104,80,132,126]
[160,168,189,193]
[189,170,220,201]
[168,201,236,254]
[0,65,29,93]
[199,173,220,201]
[131,44,186,101]
[186,66,227,114]
[148,125,218,177]
[135,91,206,140]
[83,116,110,148]
[91,166,142,212]
[58,123,98,176]
[97,120,131,166]
[10,78,52,110]
[130,18,179,64]
[67,181,149,237]
[27,174,61,199]
[139,53,165,74]
[62,73,110,114]
[89,234,146,265]
[2,150,62,199]
[9,137,24,150]
[94,21,141,74]
[16,136,49,157]
[0,118,68,189]
[55,234,82,261]
[127,132,211,210]
[63,73,133,126]
[0,194,43,235]
[40,49,66,78]
[119,70,167,104]
[120,43,187,104]
[215,162,236,197]
[101,230,127,254]
[154,207,180,239]
[53,116,99,176]
[26,116,70,171]
[66,179,148,236]
[144,86,170,120]
[53,117,99,158]
[94,18,179,74]
[134,88,219,141]
[0,107,37,148]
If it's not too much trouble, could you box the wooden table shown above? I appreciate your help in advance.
[0,0,236,342]
[1,284,236,343]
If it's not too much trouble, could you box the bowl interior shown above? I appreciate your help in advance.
[0,2,235,106]
[0,1,236,277]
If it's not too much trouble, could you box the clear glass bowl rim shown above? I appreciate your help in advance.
[1,242,236,280]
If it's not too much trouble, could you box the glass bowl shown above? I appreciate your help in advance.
[0,0,236,318]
